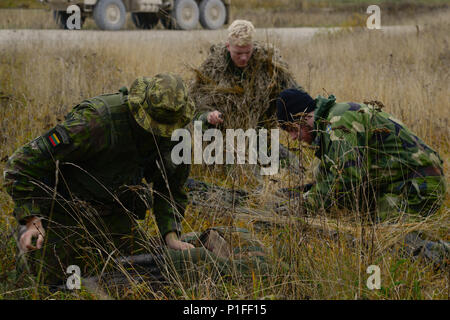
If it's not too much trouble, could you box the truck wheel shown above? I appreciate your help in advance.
[171,0,199,30]
[93,0,126,30]
[199,0,227,30]
[132,12,159,29]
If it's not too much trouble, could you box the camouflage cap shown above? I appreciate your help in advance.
[128,73,194,137]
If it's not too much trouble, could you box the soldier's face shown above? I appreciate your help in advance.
[286,115,314,144]
[226,42,254,68]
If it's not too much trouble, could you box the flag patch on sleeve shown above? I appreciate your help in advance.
[48,133,61,147]
[45,125,71,150]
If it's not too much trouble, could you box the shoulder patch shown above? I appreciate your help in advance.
[46,125,71,149]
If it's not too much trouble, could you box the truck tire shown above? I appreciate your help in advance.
[171,0,199,30]
[131,12,159,29]
[199,0,227,30]
[93,0,127,30]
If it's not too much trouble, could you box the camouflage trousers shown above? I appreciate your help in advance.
[17,226,270,293]
[16,207,269,288]
[15,188,152,287]
[376,174,446,221]
[306,171,446,222]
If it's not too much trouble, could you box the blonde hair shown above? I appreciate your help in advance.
[227,20,255,46]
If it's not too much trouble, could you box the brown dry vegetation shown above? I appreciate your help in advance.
[0,8,449,299]
[0,0,449,29]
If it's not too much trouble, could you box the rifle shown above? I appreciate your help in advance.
[185,178,249,206]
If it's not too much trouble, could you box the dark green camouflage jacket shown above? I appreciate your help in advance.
[4,88,190,238]
[308,95,445,216]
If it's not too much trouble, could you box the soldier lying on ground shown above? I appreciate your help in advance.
[3,73,195,286]
[276,88,446,220]
[79,226,270,296]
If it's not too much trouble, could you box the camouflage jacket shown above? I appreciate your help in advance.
[3,88,190,238]
[308,95,445,209]
[189,41,301,131]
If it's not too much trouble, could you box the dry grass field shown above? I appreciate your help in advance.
[0,0,449,29]
[0,6,449,300]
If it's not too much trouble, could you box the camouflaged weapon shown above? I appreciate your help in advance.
[275,183,314,199]
[185,178,249,207]
[60,227,270,297]
[402,232,449,269]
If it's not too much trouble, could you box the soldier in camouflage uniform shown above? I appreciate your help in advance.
[276,89,446,220]
[3,73,195,285]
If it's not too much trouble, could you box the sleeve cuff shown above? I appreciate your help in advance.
[196,112,215,132]
[160,221,182,242]
[13,201,41,225]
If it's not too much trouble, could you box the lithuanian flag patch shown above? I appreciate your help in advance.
[45,125,70,150]
[48,133,61,147]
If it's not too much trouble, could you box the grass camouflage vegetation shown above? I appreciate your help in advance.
[0,6,449,299]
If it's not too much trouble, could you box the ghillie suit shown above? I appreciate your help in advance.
[190,41,300,131]
[185,178,249,208]
[189,42,304,177]
[65,227,271,298]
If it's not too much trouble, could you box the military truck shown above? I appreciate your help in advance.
[41,0,230,30]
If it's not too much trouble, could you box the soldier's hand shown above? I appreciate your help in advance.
[165,232,194,251]
[207,111,223,125]
[19,216,45,252]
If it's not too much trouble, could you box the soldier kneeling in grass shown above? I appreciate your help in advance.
[275,89,448,267]
[3,73,196,287]
[276,88,446,221]
[3,72,270,291]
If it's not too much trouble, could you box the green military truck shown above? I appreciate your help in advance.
[41,0,230,30]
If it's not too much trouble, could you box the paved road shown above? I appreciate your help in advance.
[0,26,418,46]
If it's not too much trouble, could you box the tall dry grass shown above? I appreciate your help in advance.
[0,9,449,299]
[1,2,448,29]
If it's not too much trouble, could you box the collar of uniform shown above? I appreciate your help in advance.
[314,94,336,124]
[312,95,336,155]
